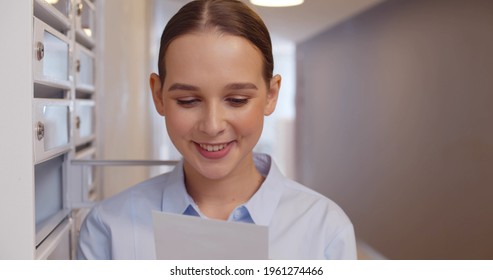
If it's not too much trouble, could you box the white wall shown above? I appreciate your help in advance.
[257,41,297,179]
[98,0,156,198]
[148,0,187,178]
[296,0,493,259]
[0,0,36,259]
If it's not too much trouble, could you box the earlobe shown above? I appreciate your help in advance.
[264,74,281,116]
[150,73,166,116]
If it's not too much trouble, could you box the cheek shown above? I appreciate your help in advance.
[232,106,265,136]
[164,108,194,140]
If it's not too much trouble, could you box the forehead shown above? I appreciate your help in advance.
[164,32,264,84]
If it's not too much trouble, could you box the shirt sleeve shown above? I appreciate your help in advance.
[77,205,111,260]
[324,224,357,260]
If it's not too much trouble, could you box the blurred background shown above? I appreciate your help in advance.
[97,0,493,259]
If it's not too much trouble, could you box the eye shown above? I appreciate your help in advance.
[176,98,200,108]
[226,97,249,107]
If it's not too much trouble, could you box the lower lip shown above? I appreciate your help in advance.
[195,142,234,160]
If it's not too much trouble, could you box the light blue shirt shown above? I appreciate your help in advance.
[77,153,356,259]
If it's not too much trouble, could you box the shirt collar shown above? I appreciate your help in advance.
[243,153,284,226]
[161,160,195,215]
[160,153,285,226]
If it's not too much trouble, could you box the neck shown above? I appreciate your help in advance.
[183,155,264,220]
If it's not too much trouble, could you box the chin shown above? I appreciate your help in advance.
[196,165,233,181]
[183,146,253,181]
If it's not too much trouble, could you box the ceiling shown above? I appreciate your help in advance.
[165,0,386,43]
[245,0,386,43]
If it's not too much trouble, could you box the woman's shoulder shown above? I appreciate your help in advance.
[262,156,340,206]
[263,154,352,225]
[267,166,348,225]
[90,172,173,220]
[281,178,349,217]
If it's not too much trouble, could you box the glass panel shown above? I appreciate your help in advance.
[49,0,70,17]
[81,2,94,38]
[79,51,94,86]
[78,104,94,138]
[35,155,64,227]
[43,105,69,150]
[43,31,69,81]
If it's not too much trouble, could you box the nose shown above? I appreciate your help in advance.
[198,101,226,136]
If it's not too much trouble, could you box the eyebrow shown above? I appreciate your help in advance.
[168,82,258,92]
[225,83,258,91]
[168,83,200,92]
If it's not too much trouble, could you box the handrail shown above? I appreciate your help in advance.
[71,159,179,166]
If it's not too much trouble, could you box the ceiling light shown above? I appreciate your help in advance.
[250,0,304,7]
[83,28,92,37]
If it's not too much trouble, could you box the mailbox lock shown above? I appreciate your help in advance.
[36,42,44,61]
[77,3,83,16]
[36,122,45,141]
[76,116,81,129]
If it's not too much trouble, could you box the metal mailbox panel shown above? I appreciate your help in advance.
[34,154,71,248]
[75,0,96,47]
[75,100,95,145]
[36,217,72,260]
[33,99,71,164]
[70,147,97,207]
[46,0,71,18]
[33,0,71,32]
[34,155,64,228]
[33,17,72,89]
[75,43,95,91]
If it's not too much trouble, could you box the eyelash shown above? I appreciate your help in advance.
[176,98,249,107]
[226,98,248,107]
[176,99,199,107]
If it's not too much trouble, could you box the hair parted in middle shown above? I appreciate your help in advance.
[157,0,274,85]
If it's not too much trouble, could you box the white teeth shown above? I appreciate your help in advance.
[199,143,227,152]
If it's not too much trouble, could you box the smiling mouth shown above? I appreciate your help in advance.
[198,143,228,152]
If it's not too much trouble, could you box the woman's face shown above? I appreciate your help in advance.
[151,31,280,180]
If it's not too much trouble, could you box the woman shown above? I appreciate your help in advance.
[78,0,356,259]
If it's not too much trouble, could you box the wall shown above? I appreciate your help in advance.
[296,0,493,259]
[148,0,191,178]
[98,0,155,198]
[0,0,35,259]
[256,41,297,179]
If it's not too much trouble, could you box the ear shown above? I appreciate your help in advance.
[150,73,166,116]
[264,74,281,116]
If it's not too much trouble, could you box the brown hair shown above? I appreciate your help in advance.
[157,0,273,85]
